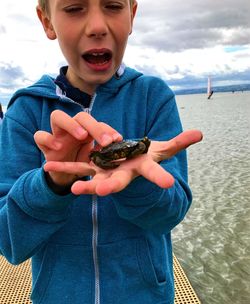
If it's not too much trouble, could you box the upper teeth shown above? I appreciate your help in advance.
[92,52,105,56]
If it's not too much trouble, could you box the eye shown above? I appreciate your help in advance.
[107,4,122,10]
[64,6,84,14]
[105,2,124,11]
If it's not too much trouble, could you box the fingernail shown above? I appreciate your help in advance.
[75,127,87,138]
[101,134,113,146]
[113,133,123,142]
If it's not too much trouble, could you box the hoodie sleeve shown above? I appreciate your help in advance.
[0,97,75,265]
[111,78,192,234]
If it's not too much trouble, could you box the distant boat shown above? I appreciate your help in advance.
[207,76,214,99]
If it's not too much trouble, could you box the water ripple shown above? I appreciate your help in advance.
[173,92,250,304]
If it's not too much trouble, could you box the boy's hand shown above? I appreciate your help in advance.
[44,130,203,195]
[34,110,122,186]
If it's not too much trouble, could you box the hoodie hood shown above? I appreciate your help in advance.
[8,66,143,109]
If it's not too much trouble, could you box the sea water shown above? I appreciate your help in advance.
[2,92,250,303]
[173,91,250,304]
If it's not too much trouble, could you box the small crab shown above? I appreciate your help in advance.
[89,137,151,169]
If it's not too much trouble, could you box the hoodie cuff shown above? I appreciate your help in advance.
[12,168,75,223]
[44,171,73,196]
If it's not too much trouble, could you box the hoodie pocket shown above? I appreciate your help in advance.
[31,244,93,304]
[30,245,55,303]
[136,237,168,287]
[99,237,169,304]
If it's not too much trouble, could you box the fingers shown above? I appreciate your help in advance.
[151,129,203,161]
[50,110,122,146]
[168,129,203,156]
[71,173,111,195]
[137,157,175,188]
[71,171,132,196]
[74,112,122,146]
[50,110,88,140]
[169,130,203,156]
[71,180,94,195]
[34,131,62,153]
[94,169,134,196]
[39,111,199,196]
[172,129,203,151]
[44,161,96,177]
[71,156,175,196]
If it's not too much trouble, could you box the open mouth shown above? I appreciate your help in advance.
[82,50,112,66]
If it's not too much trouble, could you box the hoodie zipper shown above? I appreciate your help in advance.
[84,94,100,304]
[92,194,100,304]
[55,67,126,304]
[58,91,101,303]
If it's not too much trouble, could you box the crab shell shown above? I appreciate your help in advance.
[89,137,151,169]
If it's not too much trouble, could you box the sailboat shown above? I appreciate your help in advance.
[207,76,213,99]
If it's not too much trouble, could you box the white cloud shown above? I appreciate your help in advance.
[0,0,249,96]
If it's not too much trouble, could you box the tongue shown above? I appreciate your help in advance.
[85,54,108,64]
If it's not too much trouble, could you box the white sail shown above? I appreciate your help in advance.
[207,76,213,99]
[207,76,211,95]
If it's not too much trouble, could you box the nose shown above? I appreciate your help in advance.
[85,8,108,38]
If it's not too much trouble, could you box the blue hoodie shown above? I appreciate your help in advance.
[0,67,192,304]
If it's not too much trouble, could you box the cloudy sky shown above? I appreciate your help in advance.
[0,0,250,102]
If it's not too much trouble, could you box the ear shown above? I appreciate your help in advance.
[129,1,138,35]
[36,5,57,40]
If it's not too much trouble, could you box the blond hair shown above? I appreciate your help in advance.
[38,0,135,14]
[38,0,49,14]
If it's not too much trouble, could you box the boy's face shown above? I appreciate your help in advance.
[37,0,137,94]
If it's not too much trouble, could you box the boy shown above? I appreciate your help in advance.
[0,0,202,303]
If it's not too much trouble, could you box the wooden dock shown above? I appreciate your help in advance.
[0,255,200,303]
